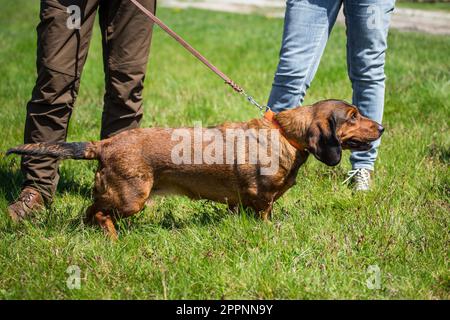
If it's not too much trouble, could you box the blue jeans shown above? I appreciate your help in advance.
[268,0,395,170]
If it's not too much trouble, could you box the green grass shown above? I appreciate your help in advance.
[0,1,449,299]
[397,1,450,12]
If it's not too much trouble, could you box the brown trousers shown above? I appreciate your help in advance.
[22,0,156,202]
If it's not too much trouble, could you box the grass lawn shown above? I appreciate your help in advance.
[0,1,449,299]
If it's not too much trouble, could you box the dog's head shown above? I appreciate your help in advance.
[306,100,384,166]
[277,100,384,166]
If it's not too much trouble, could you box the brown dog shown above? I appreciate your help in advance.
[7,100,383,239]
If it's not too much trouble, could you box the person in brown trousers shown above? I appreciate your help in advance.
[8,0,157,220]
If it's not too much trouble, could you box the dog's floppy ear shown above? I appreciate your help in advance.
[307,116,342,166]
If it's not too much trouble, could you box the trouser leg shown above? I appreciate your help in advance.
[344,0,395,170]
[99,0,157,139]
[22,0,99,202]
[267,0,342,112]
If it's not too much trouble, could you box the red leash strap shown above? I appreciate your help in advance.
[129,0,243,93]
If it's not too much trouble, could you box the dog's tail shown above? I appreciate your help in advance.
[6,142,99,160]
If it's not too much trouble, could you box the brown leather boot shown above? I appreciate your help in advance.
[7,187,45,222]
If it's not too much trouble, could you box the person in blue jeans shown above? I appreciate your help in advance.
[268,0,395,191]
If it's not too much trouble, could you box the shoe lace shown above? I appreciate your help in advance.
[342,168,371,187]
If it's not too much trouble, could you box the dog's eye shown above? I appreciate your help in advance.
[351,113,358,120]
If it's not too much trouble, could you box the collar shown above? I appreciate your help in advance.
[264,110,306,151]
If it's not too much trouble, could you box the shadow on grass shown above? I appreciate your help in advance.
[156,200,258,230]
[0,154,92,235]
[0,156,24,203]
[122,199,259,234]
[160,205,227,230]
[429,143,450,165]
[0,155,92,203]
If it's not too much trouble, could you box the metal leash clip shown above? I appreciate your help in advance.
[242,92,270,115]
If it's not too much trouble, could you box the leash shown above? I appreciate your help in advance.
[128,0,268,114]
[129,1,304,152]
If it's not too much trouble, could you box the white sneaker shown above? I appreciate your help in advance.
[343,168,372,192]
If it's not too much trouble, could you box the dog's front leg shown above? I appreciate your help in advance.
[227,204,239,214]
[250,197,274,221]
[259,204,273,221]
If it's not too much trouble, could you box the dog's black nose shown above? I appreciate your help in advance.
[378,124,385,134]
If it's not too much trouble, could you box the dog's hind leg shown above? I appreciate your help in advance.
[84,203,118,240]
[98,177,153,240]
[86,171,154,238]
[94,211,118,241]
[84,204,98,225]
[112,175,153,225]
[85,203,118,240]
